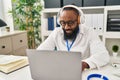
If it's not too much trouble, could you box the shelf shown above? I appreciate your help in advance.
[0,31,26,38]
[104,32,120,38]
[105,6,120,10]
[42,6,105,14]
[105,39,120,55]
[42,8,60,13]
[41,5,120,53]
[81,6,104,14]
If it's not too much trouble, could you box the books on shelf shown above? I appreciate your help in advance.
[0,55,28,74]
[107,14,120,31]
[48,17,54,30]
[46,13,104,35]
[47,16,60,30]
[85,13,104,34]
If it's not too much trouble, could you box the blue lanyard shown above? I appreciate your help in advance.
[66,38,75,51]
[65,28,79,51]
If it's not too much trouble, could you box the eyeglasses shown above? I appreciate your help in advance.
[59,20,77,27]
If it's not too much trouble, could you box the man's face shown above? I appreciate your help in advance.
[59,10,79,39]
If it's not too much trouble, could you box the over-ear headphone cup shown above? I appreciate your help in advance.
[77,16,80,24]
[77,15,85,24]
[57,17,60,25]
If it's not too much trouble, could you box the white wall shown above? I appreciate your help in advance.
[0,0,4,19]
[1,0,14,31]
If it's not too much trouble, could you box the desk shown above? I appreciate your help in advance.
[0,64,120,80]
[0,66,32,80]
[82,64,120,80]
[0,58,120,80]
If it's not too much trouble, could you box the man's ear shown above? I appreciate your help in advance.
[77,15,80,24]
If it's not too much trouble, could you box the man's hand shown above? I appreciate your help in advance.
[82,61,90,71]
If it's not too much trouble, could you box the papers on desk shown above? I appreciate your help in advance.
[0,55,28,74]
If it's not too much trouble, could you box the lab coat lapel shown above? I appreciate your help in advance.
[73,25,84,47]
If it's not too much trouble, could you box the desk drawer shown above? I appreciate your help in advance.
[13,46,27,56]
[0,37,12,54]
[12,33,27,50]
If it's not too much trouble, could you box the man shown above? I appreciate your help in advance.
[37,5,110,71]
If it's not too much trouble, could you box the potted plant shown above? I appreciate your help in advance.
[112,45,119,57]
[9,0,44,49]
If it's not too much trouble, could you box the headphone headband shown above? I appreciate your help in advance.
[59,5,83,16]
[57,5,85,25]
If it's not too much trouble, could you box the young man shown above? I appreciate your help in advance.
[37,5,110,71]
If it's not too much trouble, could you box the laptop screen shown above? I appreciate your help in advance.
[27,49,82,80]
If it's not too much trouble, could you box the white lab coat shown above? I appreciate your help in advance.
[37,24,110,69]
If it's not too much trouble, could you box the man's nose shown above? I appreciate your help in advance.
[64,23,70,29]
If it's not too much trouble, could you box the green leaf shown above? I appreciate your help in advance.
[11,0,43,48]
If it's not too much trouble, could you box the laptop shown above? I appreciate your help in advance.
[26,49,82,80]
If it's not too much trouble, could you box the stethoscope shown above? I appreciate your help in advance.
[87,74,109,80]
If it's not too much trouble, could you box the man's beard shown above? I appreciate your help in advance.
[63,26,79,40]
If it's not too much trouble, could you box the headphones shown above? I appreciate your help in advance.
[57,5,85,25]
[87,74,109,80]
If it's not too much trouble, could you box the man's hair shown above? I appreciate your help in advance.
[62,7,79,16]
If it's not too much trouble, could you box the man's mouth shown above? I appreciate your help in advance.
[65,29,72,34]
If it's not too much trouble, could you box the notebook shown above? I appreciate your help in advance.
[0,55,28,74]
[26,49,82,80]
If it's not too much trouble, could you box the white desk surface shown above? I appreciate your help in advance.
[0,64,120,80]
[0,57,120,80]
